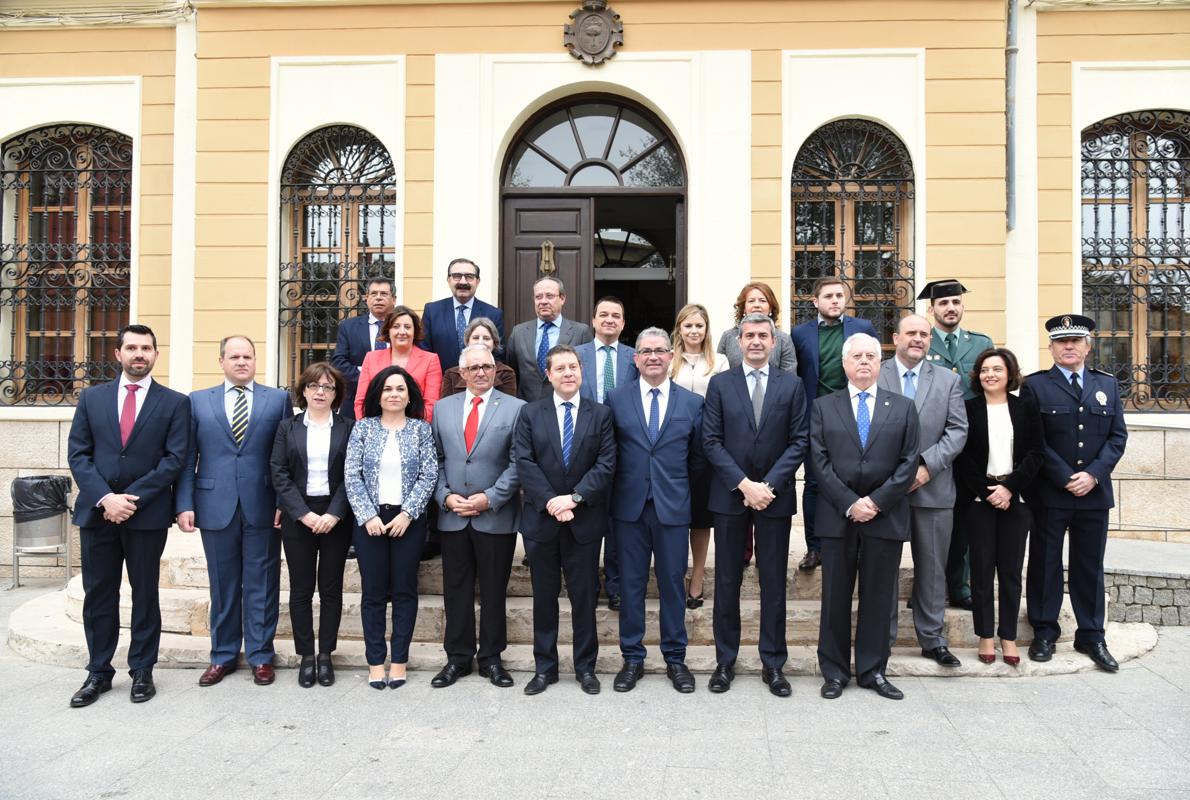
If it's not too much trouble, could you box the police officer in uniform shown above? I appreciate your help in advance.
[1020,314,1127,672]
[921,280,993,612]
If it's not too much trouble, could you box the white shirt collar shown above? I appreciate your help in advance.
[119,374,152,392]
[540,315,564,330]
[224,379,255,394]
[639,378,669,402]
[596,339,619,351]
[368,313,383,326]
[302,411,333,429]
[553,391,580,411]
[894,355,922,377]
[744,363,770,377]
[466,387,495,405]
[848,382,877,399]
[455,298,474,312]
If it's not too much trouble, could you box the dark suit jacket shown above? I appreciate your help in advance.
[331,314,386,419]
[506,317,594,403]
[577,340,638,404]
[954,394,1044,506]
[268,411,354,524]
[1019,366,1128,510]
[608,380,705,527]
[513,395,615,544]
[702,366,808,518]
[67,379,191,530]
[790,315,879,405]
[809,388,920,541]
[420,296,505,371]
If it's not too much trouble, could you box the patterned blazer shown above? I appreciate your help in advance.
[344,416,437,525]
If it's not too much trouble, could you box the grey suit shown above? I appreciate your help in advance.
[878,357,968,650]
[506,316,594,403]
[432,388,526,667]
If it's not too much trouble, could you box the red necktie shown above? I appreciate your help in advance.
[120,384,139,446]
[464,395,482,453]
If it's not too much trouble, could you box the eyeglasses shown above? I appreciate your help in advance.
[463,364,496,374]
[306,383,336,393]
[448,272,478,281]
[636,348,672,357]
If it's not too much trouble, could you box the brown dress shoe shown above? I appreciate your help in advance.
[198,663,236,687]
[252,664,275,685]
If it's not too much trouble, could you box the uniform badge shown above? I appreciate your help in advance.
[1095,390,1107,406]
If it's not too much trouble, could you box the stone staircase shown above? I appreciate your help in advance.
[7,532,1158,678]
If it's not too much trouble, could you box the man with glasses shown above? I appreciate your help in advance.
[332,277,396,420]
[506,276,594,403]
[420,258,505,372]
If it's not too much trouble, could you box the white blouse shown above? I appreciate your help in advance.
[985,402,1014,477]
[303,414,333,497]
[673,351,728,398]
[377,429,404,506]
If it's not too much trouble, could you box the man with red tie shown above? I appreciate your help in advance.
[66,325,191,707]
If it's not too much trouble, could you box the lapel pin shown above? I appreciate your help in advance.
[1095,390,1107,405]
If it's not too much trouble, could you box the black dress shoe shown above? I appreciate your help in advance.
[798,550,822,571]
[523,672,558,696]
[298,655,316,688]
[666,662,696,693]
[316,653,335,687]
[614,661,645,692]
[820,678,845,699]
[576,671,601,695]
[864,674,904,700]
[949,595,974,611]
[1028,638,1055,662]
[431,661,473,688]
[707,663,734,693]
[479,662,514,687]
[129,669,156,703]
[921,646,962,668]
[70,675,112,708]
[1075,641,1119,673]
[761,667,792,698]
[607,594,621,612]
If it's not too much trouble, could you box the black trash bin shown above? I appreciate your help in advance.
[11,474,73,587]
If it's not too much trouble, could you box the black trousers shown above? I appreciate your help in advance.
[440,525,516,668]
[80,523,168,679]
[712,511,791,670]
[353,505,428,666]
[964,498,1031,640]
[280,495,352,656]
[817,529,903,686]
[1027,506,1108,646]
[526,524,600,675]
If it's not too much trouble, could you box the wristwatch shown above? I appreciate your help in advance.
[570,493,584,505]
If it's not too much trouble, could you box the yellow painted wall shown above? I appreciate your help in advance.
[0,26,177,379]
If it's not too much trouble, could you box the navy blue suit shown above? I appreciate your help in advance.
[702,366,808,670]
[420,296,505,372]
[331,314,386,420]
[608,380,705,665]
[1020,366,1128,646]
[68,379,190,680]
[175,383,291,667]
[790,315,879,552]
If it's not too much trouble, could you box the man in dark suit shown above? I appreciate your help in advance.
[176,335,291,687]
[506,276,594,403]
[576,295,638,611]
[331,277,395,419]
[790,277,879,571]
[430,343,525,689]
[702,313,808,697]
[607,327,704,693]
[1021,314,1128,672]
[813,332,920,701]
[420,257,505,371]
[66,324,190,707]
[514,344,616,696]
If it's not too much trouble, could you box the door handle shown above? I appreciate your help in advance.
[540,240,556,276]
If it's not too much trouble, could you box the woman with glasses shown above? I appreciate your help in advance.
[269,362,354,687]
[440,317,517,398]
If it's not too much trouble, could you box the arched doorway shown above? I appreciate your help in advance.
[500,94,686,343]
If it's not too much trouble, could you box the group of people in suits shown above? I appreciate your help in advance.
[65,261,1128,707]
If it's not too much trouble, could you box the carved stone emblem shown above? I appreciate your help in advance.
[564,0,623,66]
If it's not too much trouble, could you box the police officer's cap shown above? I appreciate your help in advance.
[1045,314,1096,340]
[916,280,969,301]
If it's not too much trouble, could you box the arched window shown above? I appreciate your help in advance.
[1081,110,1189,411]
[278,125,396,387]
[791,119,915,351]
[0,124,132,405]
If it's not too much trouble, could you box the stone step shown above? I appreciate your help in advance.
[62,575,1082,649]
[9,589,1159,678]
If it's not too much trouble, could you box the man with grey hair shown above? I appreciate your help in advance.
[429,342,526,688]
[703,312,808,697]
[506,276,594,403]
[812,332,919,701]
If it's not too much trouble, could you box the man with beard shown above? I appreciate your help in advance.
[419,258,505,370]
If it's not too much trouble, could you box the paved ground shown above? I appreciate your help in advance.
[1,580,1188,800]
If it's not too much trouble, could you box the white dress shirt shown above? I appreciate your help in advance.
[985,402,1014,477]
[303,413,333,497]
[848,383,878,422]
[378,429,404,506]
[461,387,494,431]
[553,392,581,451]
[639,378,670,428]
[223,379,255,424]
[117,374,151,421]
[455,299,474,328]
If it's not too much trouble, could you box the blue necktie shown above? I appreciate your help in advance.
[647,388,660,444]
[561,401,574,468]
[903,371,916,401]
[455,304,467,351]
[856,391,871,448]
[537,321,554,376]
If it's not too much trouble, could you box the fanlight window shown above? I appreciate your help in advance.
[1081,110,1190,411]
[278,125,396,387]
[0,124,132,405]
[504,99,684,189]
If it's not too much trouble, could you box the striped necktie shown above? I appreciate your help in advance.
[231,385,248,446]
[561,401,574,468]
